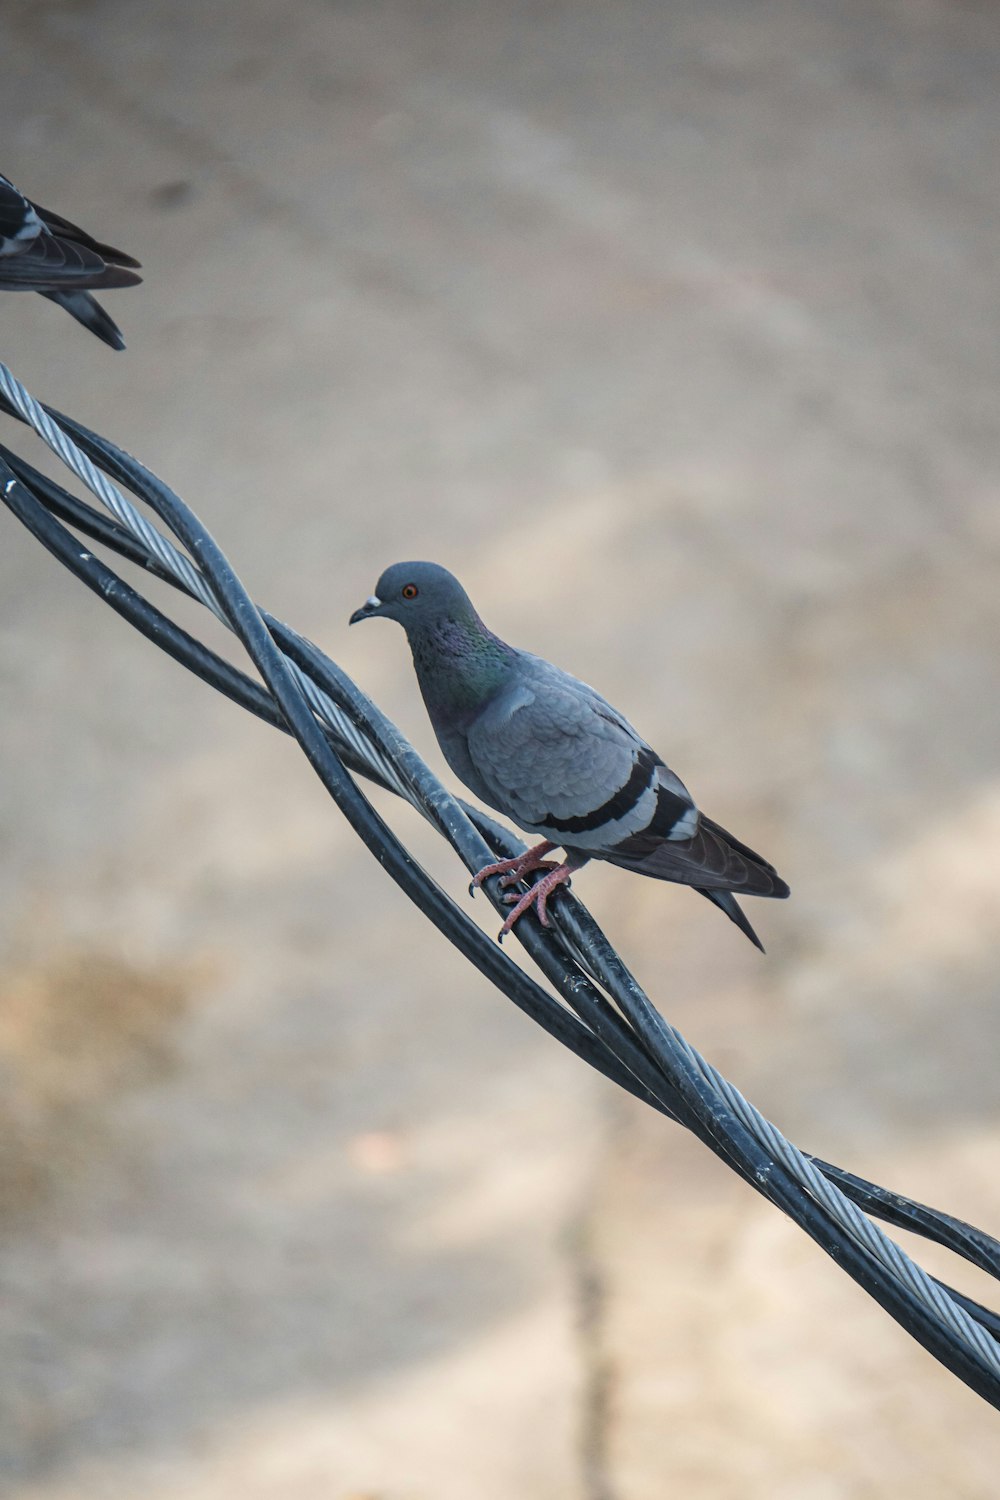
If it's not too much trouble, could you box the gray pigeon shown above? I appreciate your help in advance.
[0,171,142,349]
[350,561,789,949]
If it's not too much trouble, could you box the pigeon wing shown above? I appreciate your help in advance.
[604,813,789,898]
[0,175,140,291]
[30,202,141,271]
[465,661,695,850]
[0,176,38,244]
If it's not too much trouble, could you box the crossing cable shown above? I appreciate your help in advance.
[2,361,999,1405]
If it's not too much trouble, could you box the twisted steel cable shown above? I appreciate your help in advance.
[2,359,999,1404]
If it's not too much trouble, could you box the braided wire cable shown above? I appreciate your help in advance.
[0,365,417,808]
[2,359,999,1403]
[8,454,999,1323]
[552,914,1000,1364]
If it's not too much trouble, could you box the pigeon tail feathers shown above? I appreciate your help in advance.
[40,290,127,350]
[698,889,766,952]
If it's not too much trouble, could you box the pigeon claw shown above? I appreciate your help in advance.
[496,862,575,940]
[469,841,557,894]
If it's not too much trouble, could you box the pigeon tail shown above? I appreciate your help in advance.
[0,172,141,344]
[40,290,127,350]
[698,888,765,952]
[699,815,789,894]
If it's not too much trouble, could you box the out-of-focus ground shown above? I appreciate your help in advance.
[1,1,999,1495]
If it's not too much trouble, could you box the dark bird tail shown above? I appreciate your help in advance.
[698,888,765,952]
[697,815,790,899]
[40,290,127,350]
[0,175,141,346]
[601,812,788,951]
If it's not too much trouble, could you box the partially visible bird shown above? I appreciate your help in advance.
[350,562,789,949]
[0,171,142,349]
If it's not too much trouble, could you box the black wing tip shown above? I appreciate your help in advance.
[103,247,142,271]
[94,264,143,289]
[29,200,142,271]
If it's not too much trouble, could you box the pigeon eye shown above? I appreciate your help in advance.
[401,583,419,599]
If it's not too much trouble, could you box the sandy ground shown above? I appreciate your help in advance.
[1,1,1000,1495]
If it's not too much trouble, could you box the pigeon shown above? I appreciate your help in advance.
[350,561,789,949]
[0,171,142,349]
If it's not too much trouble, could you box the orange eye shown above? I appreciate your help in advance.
[401,583,419,599]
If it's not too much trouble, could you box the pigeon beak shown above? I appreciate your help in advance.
[349,595,382,625]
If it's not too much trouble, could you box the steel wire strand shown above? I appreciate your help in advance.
[20,456,1000,1290]
[8,449,993,1251]
[3,374,999,1402]
[7,393,1000,1368]
[21,398,1000,1369]
[549,906,1000,1363]
[8,459,1000,1357]
[808,1160,1000,1277]
[7,459,1000,1404]
[152,581,1000,1388]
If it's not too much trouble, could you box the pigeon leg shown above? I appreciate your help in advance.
[497,854,585,939]
[469,841,557,896]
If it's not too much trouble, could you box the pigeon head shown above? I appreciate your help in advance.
[350,561,515,720]
[349,561,479,633]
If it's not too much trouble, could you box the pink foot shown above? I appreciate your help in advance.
[469,841,557,896]
[497,860,576,939]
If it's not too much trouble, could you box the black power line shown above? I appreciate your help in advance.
[2,366,999,1407]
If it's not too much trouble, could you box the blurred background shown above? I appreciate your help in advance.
[2,1,1000,1495]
